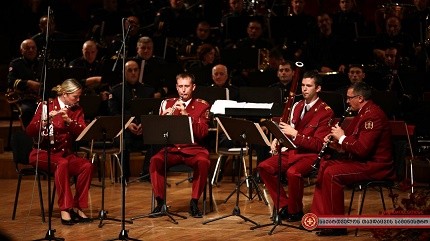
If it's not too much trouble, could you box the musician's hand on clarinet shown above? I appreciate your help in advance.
[330,124,344,141]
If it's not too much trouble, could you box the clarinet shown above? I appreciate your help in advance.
[311,107,351,170]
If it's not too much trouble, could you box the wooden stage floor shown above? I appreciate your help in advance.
[0,172,410,241]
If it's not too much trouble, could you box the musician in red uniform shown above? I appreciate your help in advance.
[26,79,93,225]
[258,70,335,222]
[149,73,211,218]
[311,81,395,236]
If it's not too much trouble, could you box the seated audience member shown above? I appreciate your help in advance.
[7,39,42,128]
[108,59,155,181]
[186,43,219,86]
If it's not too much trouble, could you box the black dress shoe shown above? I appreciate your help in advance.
[149,204,163,218]
[277,206,289,220]
[285,211,304,222]
[316,228,348,236]
[69,209,93,223]
[189,200,202,218]
[61,218,75,226]
[60,210,75,225]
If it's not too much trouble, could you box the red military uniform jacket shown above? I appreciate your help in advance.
[339,100,395,180]
[159,97,210,154]
[26,98,86,156]
[289,98,334,158]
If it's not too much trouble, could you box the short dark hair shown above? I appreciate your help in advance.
[176,73,195,84]
[349,81,372,100]
[302,70,322,87]
[348,63,366,72]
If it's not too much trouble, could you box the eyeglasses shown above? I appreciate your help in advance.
[346,95,360,101]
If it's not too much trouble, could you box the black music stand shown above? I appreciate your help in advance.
[130,115,193,224]
[127,98,164,184]
[76,116,134,228]
[250,120,305,235]
[203,116,271,226]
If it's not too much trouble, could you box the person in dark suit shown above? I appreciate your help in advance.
[108,59,155,181]
[149,73,211,218]
[311,81,395,236]
[258,70,335,223]
[26,78,93,225]
[7,39,43,128]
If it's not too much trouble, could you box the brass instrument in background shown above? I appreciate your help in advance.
[258,48,270,72]
[5,89,21,104]
[5,88,40,104]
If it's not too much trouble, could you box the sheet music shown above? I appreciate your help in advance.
[211,100,274,115]
[253,123,272,146]
[76,116,135,141]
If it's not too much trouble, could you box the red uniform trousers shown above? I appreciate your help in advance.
[150,149,210,200]
[258,151,315,213]
[29,150,93,211]
[311,160,374,215]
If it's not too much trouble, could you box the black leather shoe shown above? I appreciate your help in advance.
[69,209,93,223]
[285,211,304,222]
[278,206,289,220]
[189,200,202,218]
[149,204,163,217]
[60,210,75,225]
[316,228,348,236]
[61,218,75,226]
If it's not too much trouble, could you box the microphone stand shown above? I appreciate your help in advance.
[108,18,139,241]
[111,23,132,72]
[34,6,64,241]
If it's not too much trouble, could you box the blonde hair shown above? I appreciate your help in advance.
[52,78,82,96]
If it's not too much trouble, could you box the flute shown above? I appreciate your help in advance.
[168,97,184,115]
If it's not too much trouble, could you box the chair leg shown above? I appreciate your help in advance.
[379,186,387,211]
[348,187,356,215]
[410,159,414,193]
[12,175,23,220]
[388,187,396,209]
[355,186,368,236]
[203,184,207,215]
[37,174,46,223]
[211,155,223,186]
[242,156,249,188]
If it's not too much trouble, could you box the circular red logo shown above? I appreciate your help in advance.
[301,213,318,230]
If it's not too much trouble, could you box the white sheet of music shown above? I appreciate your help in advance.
[210,100,273,115]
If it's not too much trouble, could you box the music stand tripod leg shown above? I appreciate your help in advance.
[131,143,187,224]
[250,145,305,235]
[97,134,130,228]
[203,143,259,226]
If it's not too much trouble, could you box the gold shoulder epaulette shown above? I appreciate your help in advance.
[195,98,209,106]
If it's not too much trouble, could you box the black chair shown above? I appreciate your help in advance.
[347,180,395,236]
[347,120,415,236]
[11,130,48,222]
